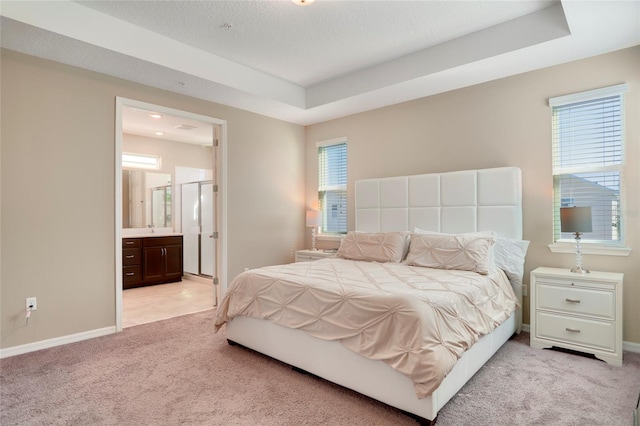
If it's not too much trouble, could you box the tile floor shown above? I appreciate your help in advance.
[122,277,215,328]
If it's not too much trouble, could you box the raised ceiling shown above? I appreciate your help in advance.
[1,1,639,125]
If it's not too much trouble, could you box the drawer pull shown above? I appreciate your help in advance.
[565,327,581,333]
[125,241,135,245]
[125,272,135,276]
[125,255,135,259]
[565,298,581,303]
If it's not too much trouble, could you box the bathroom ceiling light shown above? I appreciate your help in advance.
[291,0,315,5]
[155,131,164,136]
[149,113,162,119]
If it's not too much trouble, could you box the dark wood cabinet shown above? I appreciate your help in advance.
[122,238,143,288]
[123,236,183,289]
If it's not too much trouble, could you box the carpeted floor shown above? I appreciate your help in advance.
[1,310,639,425]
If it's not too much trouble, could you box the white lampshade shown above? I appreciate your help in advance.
[560,207,592,233]
[306,210,321,228]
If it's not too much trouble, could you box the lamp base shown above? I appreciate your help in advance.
[570,266,590,274]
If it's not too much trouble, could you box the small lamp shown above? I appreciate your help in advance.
[306,210,321,251]
[560,206,592,274]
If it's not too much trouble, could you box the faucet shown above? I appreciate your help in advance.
[148,224,155,233]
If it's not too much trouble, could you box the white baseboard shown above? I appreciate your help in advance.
[624,340,640,354]
[2,322,638,360]
[521,323,640,354]
[0,326,117,359]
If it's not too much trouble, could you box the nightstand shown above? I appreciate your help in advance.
[530,267,623,366]
[295,249,336,262]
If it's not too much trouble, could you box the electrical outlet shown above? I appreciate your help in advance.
[26,297,37,311]
[522,284,528,297]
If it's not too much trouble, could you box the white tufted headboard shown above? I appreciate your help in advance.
[355,167,522,240]
[355,166,524,332]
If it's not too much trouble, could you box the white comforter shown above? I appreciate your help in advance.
[215,258,517,398]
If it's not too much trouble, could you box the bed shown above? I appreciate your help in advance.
[215,167,527,424]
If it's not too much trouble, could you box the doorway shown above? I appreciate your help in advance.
[115,97,227,331]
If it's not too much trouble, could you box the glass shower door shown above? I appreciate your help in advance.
[200,183,215,277]
[181,181,215,277]
[181,182,200,275]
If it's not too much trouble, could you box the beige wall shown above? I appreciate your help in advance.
[0,49,305,350]
[305,46,640,344]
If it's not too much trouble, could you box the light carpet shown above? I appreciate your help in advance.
[1,310,638,425]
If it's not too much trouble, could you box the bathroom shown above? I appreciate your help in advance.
[120,104,219,327]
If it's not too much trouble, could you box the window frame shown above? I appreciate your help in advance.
[547,84,631,256]
[316,138,347,240]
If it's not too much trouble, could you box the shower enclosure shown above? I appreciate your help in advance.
[181,181,215,277]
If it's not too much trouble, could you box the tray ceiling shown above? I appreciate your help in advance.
[1,1,639,125]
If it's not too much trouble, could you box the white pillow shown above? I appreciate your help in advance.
[493,238,530,284]
[405,232,496,274]
[336,231,408,263]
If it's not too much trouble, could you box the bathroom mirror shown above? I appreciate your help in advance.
[122,170,172,228]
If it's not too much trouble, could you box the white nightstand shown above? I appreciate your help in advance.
[530,267,623,366]
[295,249,336,262]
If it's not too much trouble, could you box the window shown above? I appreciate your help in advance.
[550,84,627,246]
[122,152,161,170]
[317,140,347,235]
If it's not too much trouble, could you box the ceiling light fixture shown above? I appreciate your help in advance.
[155,131,164,136]
[291,0,315,5]
[149,113,162,119]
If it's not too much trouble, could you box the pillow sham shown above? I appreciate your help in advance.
[336,231,408,263]
[405,232,496,274]
[413,228,497,269]
[493,238,530,284]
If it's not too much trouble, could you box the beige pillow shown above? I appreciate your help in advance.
[337,231,408,263]
[405,232,495,274]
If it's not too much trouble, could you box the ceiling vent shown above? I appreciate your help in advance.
[175,124,198,131]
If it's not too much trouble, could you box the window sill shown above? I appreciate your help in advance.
[548,242,631,256]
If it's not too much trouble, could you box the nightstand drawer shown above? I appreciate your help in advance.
[537,284,615,320]
[535,311,615,352]
[296,254,317,262]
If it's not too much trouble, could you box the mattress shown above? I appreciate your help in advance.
[215,258,517,398]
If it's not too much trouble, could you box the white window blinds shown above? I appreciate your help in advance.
[318,142,347,234]
[550,84,627,243]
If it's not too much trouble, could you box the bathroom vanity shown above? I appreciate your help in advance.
[122,235,183,289]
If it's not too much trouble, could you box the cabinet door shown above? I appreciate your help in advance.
[143,247,165,281]
[164,245,183,280]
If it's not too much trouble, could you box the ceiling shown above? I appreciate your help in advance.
[123,106,214,145]
[1,1,639,126]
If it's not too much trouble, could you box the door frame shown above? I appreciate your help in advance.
[115,97,228,332]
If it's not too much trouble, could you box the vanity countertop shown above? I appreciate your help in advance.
[123,233,182,238]
[122,228,182,238]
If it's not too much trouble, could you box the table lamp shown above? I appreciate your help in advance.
[560,206,592,274]
[306,210,321,251]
